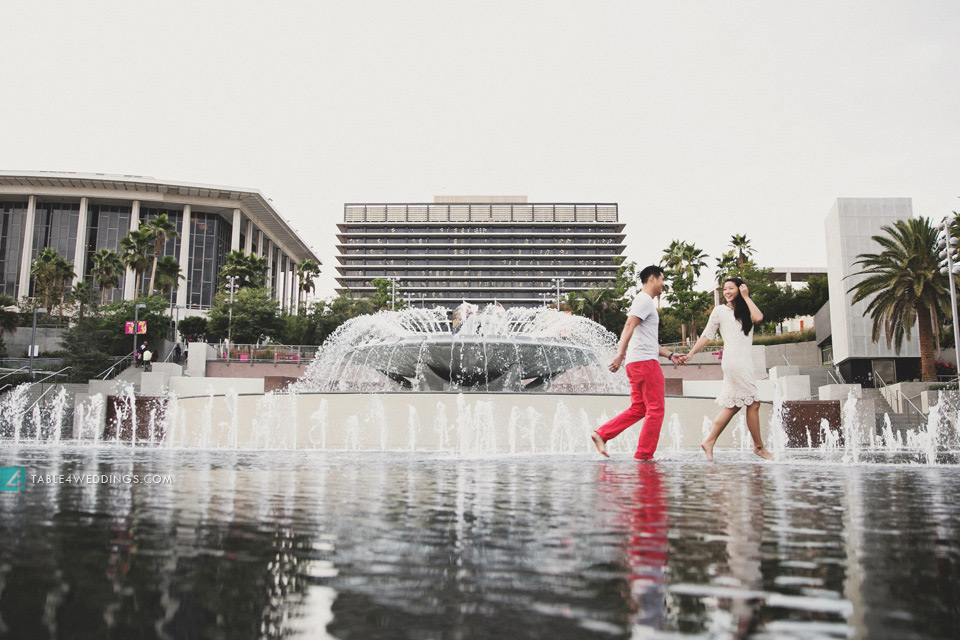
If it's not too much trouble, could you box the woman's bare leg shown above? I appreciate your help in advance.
[745,401,773,460]
[701,406,741,461]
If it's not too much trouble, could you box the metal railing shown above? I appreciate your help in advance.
[95,352,136,380]
[0,365,29,382]
[875,372,927,424]
[213,344,320,364]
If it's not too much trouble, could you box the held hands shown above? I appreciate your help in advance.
[608,353,625,373]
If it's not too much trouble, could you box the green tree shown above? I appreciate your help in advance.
[69,281,97,320]
[30,247,62,312]
[207,287,282,344]
[370,278,402,310]
[664,273,712,343]
[143,213,180,294]
[0,294,18,357]
[295,259,321,311]
[849,217,947,382]
[155,256,184,298]
[220,251,267,290]
[177,315,209,342]
[795,275,829,316]
[730,233,755,266]
[90,248,124,304]
[121,229,153,295]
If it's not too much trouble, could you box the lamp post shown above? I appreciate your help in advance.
[387,276,399,311]
[226,276,239,351]
[539,292,550,307]
[133,303,146,364]
[419,292,425,308]
[30,307,47,380]
[937,219,960,374]
[551,277,565,310]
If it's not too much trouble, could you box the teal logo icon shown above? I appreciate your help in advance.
[1,467,27,492]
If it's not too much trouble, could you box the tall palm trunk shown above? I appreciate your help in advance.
[916,303,937,382]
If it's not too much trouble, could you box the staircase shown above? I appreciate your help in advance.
[798,365,838,395]
[861,387,926,436]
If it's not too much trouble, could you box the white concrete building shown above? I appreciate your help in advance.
[822,197,920,384]
[0,171,320,313]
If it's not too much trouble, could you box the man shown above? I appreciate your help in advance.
[591,265,682,460]
[136,341,147,368]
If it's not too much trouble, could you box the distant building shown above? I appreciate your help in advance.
[0,171,319,312]
[334,197,625,307]
[819,197,920,384]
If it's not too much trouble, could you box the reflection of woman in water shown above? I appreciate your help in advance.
[683,278,773,461]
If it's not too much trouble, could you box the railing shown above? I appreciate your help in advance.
[213,344,320,364]
[827,370,841,385]
[0,358,64,372]
[0,365,29,382]
[875,372,927,424]
[781,354,791,367]
[95,352,136,380]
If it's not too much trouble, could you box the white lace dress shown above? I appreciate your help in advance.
[701,305,760,408]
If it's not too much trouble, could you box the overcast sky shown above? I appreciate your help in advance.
[3,1,959,296]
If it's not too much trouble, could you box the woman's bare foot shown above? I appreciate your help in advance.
[700,441,714,461]
[591,432,610,458]
[754,445,774,460]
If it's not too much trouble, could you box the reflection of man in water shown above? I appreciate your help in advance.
[597,462,669,632]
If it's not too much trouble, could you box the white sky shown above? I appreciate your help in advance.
[2,1,959,296]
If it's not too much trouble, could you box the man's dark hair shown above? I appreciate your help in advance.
[639,265,664,284]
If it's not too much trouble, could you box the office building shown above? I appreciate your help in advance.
[0,171,319,312]
[335,196,625,307]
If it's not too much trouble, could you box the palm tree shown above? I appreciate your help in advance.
[574,288,614,322]
[0,294,18,342]
[69,281,96,319]
[730,234,754,266]
[220,251,268,289]
[848,217,947,382]
[52,255,75,322]
[143,214,180,294]
[155,256,184,298]
[715,250,738,285]
[120,229,153,295]
[90,248,124,304]
[679,243,708,280]
[295,259,321,311]
[661,239,685,274]
[30,248,61,312]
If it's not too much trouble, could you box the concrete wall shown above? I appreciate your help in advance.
[762,342,821,368]
[168,376,264,398]
[163,392,773,453]
[825,198,918,364]
[205,361,312,379]
[4,327,66,357]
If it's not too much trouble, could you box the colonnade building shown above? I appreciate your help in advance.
[335,196,625,307]
[0,171,319,312]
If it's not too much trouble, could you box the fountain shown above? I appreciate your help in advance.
[295,303,624,393]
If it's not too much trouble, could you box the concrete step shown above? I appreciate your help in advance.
[862,388,895,415]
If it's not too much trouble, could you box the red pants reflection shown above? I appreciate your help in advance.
[595,360,665,459]
[597,462,669,631]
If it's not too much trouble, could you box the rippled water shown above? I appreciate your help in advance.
[1,447,958,639]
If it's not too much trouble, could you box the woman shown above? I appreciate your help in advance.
[683,277,773,461]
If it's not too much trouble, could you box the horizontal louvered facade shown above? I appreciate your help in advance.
[335,201,625,308]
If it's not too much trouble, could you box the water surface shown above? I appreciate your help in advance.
[1,447,958,639]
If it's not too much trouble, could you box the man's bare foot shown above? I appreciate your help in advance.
[754,445,774,460]
[591,432,610,458]
[700,441,714,461]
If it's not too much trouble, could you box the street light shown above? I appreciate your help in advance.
[937,219,960,374]
[225,276,239,351]
[539,292,550,307]
[387,276,399,311]
[133,303,146,363]
[551,277,565,310]
[30,307,47,380]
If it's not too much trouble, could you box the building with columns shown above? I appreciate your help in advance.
[0,171,319,313]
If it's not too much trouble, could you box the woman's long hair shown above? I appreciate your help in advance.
[723,277,753,336]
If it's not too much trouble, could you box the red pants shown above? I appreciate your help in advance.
[595,360,665,460]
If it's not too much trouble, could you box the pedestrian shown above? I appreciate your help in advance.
[682,277,773,460]
[143,346,153,372]
[173,343,182,363]
[591,265,683,461]
[136,341,147,368]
